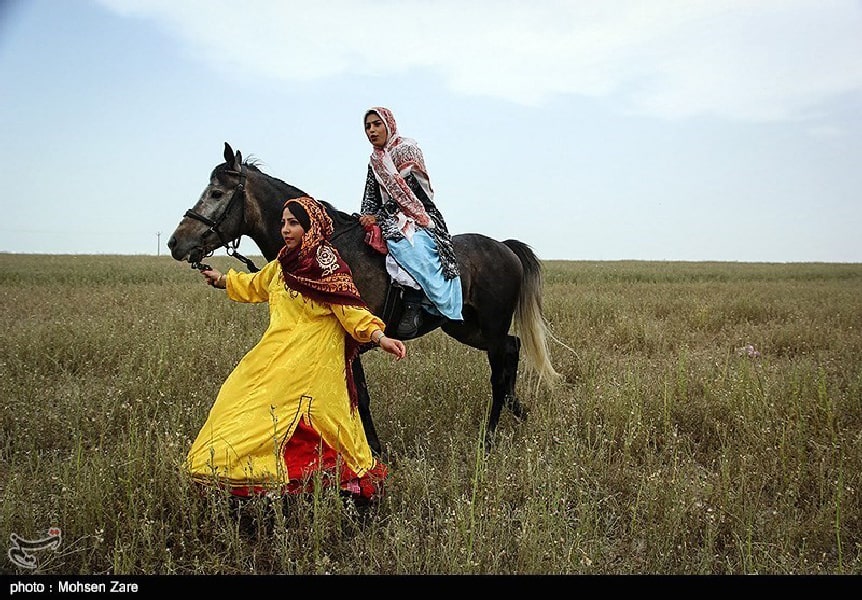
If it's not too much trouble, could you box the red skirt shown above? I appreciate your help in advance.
[224,419,387,500]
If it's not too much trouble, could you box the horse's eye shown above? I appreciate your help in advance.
[210,190,223,200]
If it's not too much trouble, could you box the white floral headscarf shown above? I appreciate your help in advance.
[365,107,431,228]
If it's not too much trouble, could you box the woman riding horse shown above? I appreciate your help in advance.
[359,106,463,338]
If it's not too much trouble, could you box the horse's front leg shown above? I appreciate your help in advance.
[352,357,382,457]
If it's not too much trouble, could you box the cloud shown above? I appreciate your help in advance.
[97,0,862,121]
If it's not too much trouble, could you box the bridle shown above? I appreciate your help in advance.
[183,163,259,273]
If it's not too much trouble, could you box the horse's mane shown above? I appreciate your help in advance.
[214,159,359,229]
[214,158,265,180]
[318,199,360,229]
[214,158,307,199]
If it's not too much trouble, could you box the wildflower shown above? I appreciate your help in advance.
[737,344,761,358]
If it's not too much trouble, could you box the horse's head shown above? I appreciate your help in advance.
[167,142,250,264]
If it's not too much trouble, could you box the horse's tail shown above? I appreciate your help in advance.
[503,239,562,387]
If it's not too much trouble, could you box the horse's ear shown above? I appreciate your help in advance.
[223,142,243,171]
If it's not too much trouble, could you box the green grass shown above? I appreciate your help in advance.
[1,255,860,574]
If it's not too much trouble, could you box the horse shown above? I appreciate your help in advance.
[168,142,560,452]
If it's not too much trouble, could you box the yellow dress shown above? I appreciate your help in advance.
[186,259,385,492]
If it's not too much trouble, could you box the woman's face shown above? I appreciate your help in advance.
[365,112,388,148]
[281,206,305,250]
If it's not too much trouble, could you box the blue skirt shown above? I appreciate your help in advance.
[387,229,463,321]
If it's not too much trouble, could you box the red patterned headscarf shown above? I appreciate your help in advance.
[277,196,368,410]
[277,196,367,308]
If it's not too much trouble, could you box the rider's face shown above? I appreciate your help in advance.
[365,113,388,149]
[281,207,305,250]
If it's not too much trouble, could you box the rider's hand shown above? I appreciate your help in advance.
[359,214,377,228]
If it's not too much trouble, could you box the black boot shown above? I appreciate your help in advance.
[395,288,424,338]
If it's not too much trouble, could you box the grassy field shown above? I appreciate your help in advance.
[1,254,860,575]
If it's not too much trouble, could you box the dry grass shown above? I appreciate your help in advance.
[1,255,860,575]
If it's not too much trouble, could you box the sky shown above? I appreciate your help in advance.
[0,0,860,262]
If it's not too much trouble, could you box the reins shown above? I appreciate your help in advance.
[183,163,260,273]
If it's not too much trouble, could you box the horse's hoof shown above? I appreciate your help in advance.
[505,394,527,421]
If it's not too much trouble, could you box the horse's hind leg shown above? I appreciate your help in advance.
[502,336,527,420]
[485,335,525,450]
[352,359,382,457]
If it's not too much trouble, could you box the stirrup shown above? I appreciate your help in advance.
[395,301,423,338]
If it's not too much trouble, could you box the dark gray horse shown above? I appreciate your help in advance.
[168,142,559,452]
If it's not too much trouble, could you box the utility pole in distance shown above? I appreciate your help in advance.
[157,232,162,256]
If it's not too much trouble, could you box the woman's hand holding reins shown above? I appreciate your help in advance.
[202,269,226,289]
[359,214,377,228]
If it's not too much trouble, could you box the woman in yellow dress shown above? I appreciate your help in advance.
[188,196,406,500]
